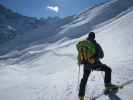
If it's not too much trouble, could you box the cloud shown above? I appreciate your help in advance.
[47,5,59,13]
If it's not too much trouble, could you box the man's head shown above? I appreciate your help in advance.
[87,32,95,40]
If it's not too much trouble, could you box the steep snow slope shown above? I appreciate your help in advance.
[0,0,133,56]
[56,0,133,38]
[24,0,133,44]
[0,5,133,100]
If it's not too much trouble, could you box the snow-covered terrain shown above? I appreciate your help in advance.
[0,4,46,44]
[1,0,133,55]
[0,0,133,100]
[0,4,74,45]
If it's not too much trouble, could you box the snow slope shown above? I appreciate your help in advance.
[0,4,133,100]
[0,0,133,55]
[56,0,133,38]
[0,0,133,100]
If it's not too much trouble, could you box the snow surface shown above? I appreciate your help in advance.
[0,1,133,100]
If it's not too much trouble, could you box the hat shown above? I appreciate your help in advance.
[87,32,95,40]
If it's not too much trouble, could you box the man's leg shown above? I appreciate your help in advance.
[78,66,91,97]
[95,62,112,85]
[94,62,118,94]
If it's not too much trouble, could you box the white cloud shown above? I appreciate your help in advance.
[47,6,59,13]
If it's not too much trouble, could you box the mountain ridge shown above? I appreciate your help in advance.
[0,0,133,55]
[0,3,74,44]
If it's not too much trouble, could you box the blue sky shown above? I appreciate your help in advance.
[0,0,110,18]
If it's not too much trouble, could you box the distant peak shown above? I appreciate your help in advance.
[0,4,7,10]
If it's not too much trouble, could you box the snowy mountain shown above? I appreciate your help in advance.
[0,0,133,55]
[0,0,133,100]
[57,0,133,38]
[0,4,74,44]
[0,4,47,43]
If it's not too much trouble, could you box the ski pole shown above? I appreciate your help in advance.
[77,64,80,91]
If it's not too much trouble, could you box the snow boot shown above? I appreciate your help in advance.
[79,96,84,100]
[105,84,119,94]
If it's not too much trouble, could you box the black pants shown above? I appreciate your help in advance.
[78,61,112,97]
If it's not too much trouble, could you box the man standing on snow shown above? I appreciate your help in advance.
[76,32,117,100]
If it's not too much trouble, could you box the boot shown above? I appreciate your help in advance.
[105,84,119,94]
[79,96,84,100]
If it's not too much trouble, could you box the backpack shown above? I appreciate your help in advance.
[76,40,96,65]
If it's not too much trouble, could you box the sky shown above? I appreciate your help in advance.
[0,0,110,18]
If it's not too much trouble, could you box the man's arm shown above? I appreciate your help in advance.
[95,42,104,59]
